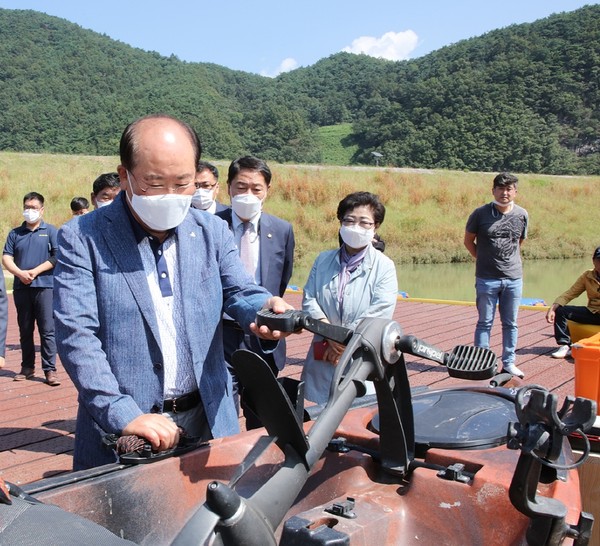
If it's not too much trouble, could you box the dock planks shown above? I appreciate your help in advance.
[0,292,573,485]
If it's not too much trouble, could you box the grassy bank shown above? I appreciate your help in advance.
[1,151,599,287]
[317,124,358,165]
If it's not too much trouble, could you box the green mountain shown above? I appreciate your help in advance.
[0,6,599,173]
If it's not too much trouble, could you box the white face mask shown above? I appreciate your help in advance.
[191,188,215,210]
[127,172,192,231]
[96,199,113,209]
[23,209,41,224]
[339,224,375,250]
[231,193,262,220]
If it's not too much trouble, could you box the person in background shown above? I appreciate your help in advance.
[192,160,228,214]
[301,191,397,404]
[0,269,7,369]
[2,192,60,386]
[545,246,600,359]
[372,233,386,253]
[70,196,90,216]
[216,156,295,428]
[53,114,290,470]
[90,172,121,209]
[464,172,529,378]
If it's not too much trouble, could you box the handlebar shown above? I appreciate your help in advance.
[257,309,497,380]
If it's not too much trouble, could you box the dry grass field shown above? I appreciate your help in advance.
[1,151,599,287]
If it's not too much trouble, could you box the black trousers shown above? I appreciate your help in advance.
[13,288,56,372]
[553,305,600,345]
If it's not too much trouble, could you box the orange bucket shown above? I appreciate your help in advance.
[572,332,600,413]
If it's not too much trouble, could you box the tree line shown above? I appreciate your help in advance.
[0,5,598,174]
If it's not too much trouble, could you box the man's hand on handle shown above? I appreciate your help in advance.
[122,413,180,452]
[250,296,294,340]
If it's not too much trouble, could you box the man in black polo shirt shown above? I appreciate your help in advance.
[2,192,60,386]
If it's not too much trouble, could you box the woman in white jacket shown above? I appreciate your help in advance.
[301,192,398,404]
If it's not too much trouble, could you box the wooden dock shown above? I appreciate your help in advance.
[0,292,574,486]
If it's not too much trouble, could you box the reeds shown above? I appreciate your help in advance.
[1,151,599,288]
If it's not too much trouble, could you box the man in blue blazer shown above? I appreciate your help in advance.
[216,156,294,428]
[54,115,290,470]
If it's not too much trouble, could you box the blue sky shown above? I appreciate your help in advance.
[0,1,597,76]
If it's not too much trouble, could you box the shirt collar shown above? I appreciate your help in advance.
[121,191,175,245]
[232,210,261,232]
[20,220,46,232]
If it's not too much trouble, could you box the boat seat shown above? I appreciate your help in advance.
[0,493,136,545]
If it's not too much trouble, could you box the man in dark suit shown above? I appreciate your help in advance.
[90,172,121,209]
[216,156,295,428]
[192,160,228,214]
[53,115,290,470]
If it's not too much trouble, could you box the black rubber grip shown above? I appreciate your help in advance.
[396,335,445,364]
[255,309,353,344]
[255,309,307,332]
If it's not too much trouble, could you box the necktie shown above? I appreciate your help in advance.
[240,222,256,278]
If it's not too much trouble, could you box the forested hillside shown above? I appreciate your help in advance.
[348,7,600,174]
[0,6,598,173]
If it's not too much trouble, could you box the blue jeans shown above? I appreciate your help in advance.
[474,277,522,366]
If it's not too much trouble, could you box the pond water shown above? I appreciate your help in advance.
[399,257,593,305]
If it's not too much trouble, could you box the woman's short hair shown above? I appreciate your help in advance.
[336,191,386,225]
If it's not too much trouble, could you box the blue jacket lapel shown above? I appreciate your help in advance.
[101,197,162,349]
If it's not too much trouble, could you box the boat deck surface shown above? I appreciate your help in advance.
[0,291,573,485]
